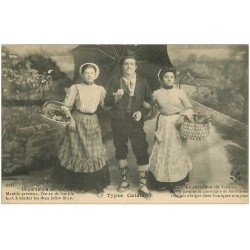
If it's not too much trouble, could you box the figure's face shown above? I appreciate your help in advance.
[163,72,175,87]
[83,68,96,83]
[122,58,137,76]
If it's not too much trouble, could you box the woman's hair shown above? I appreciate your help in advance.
[159,67,177,81]
[80,64,97,74]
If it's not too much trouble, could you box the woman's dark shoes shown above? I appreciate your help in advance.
[74,188,86,193]
[157,186,168,191]
[169,185,181,198]
[97,190,105,197]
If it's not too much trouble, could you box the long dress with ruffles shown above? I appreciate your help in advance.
[148,87,193,189]
[52,83,110,192]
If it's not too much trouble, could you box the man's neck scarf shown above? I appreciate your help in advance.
[123,73,137,96]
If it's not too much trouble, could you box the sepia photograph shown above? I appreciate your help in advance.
[1,44,248,203]
[1,1,250,250]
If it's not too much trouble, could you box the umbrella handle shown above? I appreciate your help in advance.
[120,77,123,90]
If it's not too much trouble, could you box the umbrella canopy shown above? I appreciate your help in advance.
[72,45,173,91]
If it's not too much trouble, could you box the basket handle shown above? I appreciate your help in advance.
[42,100,66,109]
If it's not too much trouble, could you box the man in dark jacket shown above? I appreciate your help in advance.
[105,51,153,197]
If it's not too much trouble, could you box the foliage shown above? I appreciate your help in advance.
[2,53,72,102]
[172,48,248,123]
[2,106,42,142]
[2,64,53,101]
[2,53,73,144]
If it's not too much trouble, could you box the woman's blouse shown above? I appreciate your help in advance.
[63,83,106,113]
[153,87,193,115]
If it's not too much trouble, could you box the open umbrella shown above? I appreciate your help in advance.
[72,45,173,91]
[71,45,173,141]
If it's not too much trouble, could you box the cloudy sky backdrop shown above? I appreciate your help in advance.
[3,44,247,79]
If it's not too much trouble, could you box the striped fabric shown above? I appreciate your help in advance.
[58,111,107,173]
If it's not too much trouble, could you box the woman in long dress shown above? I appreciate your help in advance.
[52,63,110,196]
[148,67,193,197]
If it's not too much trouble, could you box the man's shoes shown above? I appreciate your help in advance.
[138,186,152,199]
[118,166,129,192]
[118,181,129,192]
[138,170,152,199]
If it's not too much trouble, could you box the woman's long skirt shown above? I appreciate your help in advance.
[148,114,192,189]
[52,111,110,192]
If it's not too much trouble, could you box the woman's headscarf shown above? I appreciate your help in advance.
[79,63,100,79]
[158,67,177,85]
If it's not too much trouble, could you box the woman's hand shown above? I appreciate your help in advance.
[181,109,194,122]
[155,131,162,143]
[68,117,76,132]
[185,112,194,122]
[175,115,185,128]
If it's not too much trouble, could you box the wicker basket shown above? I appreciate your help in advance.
[180,122,210,140]
[40,101,69,129]
[40,114,69,129]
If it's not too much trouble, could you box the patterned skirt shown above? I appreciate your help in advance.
[53,111,110,191]
[149,114,192,184]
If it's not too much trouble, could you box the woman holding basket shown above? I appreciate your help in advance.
[52,63,110,196]
[148,67,193,197]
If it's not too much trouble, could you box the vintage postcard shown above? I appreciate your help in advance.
[1,44,248,204]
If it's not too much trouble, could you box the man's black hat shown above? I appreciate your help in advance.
[121,49,137,64]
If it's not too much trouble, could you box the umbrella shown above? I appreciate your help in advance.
[72,45,173,91]
[71,45,173,141]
